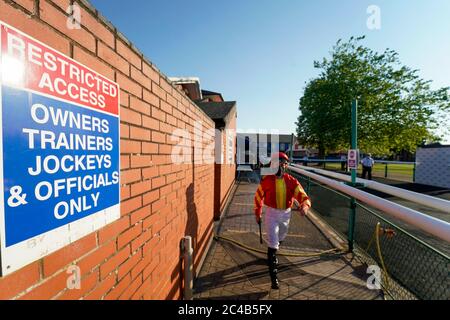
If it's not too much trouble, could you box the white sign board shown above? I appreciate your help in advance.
[0,22,121,275]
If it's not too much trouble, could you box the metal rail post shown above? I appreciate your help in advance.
[181,236,193,300]
[348,99,358,252]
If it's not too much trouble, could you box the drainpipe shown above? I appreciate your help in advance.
[181,236,194,300]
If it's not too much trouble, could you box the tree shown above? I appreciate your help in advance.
[296,36,450,157]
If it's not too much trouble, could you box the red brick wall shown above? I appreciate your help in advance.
[0,0,215,300]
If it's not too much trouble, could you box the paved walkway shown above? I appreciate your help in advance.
[194,182,384,300]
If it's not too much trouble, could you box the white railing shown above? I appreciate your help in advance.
[290,164,450,214]
[288,165,450,243]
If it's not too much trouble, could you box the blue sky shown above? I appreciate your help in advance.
[91,0,450,142]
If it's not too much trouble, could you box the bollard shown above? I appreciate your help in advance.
[181,236,194,300]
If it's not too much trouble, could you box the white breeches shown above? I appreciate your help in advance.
[264,207,292,250]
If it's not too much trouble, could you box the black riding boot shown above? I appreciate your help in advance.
[267,247,279,289]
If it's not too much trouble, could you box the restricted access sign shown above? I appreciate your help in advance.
[347,149,359,170]
[0,22,120,275]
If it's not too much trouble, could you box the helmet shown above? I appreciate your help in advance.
[271,152,289,163]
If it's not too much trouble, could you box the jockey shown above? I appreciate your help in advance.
[254,152,311,289]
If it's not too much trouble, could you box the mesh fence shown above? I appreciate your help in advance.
[290,170,450,300]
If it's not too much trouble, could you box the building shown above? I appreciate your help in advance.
[236,133,296,166]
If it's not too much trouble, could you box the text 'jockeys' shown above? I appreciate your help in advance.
[254,152,311,289]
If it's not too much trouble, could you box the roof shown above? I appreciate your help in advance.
[419,143,450,149]
[195,101,236,128]
[202,90,223,96]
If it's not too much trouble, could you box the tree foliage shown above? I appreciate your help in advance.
[296,36,450,156]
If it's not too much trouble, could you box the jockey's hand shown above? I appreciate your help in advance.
[298,205,309,217]
[255,215,261,224]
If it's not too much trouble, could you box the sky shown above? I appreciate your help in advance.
[90,0,450,143]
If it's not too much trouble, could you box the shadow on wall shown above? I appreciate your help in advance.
[185,145,199,258]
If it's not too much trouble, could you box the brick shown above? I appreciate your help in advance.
[100,245,131,279]
[130,205,151,225]
[0,1,70,55]
[120,196,142,216]
[117,223,142,249]
[118,274,142,300]
[120,168,141,184]
[83,273,116,300]
[116,40,142,69]
[120,123,129,138]
[120,155,130,170]
[40,1,96,52]
[130,227,153,252]
[98,41,129,75]
[152,83,166,100]
[130,96,151,115]
[142,142,158,154]
[0,262,40,299]
[117,250,141,280]
[120,140,141,154]
[77,241,116,275]
[43,233,97,277]
[166,94,178,108]
[142,252,160,280]
[142,189,159,205]
[151,197,166,213]
[73,46,114,80]
[131,66,151,90]
[117,73,142,98]
[151,154,169,165]
[160,184,172,197]
[19,269,70,300]
[49,0,70,11]
[151,176,166,189]
[130,180,152,197]
[142,62,160,84]
[79,7,115,48]
[152,106,166,122]
[143,89,159,107]
[159,78,173,95]
[131,154,152,168]
[166,173,178,184]
[98,216,130,244]
[120,107,141,126]
[142,115,160,131]
[142,166,159,180]
[14,0,34,12]
[151,131,166,144]
[104,273,131,300]
[159,122,173,135]
[130,126,151,141]
[57,270,99,300]
[166,114,177,126]
[120,91,129,107]
[159,144,172,155]
[121,185,130,200]
[132,274,152,299]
